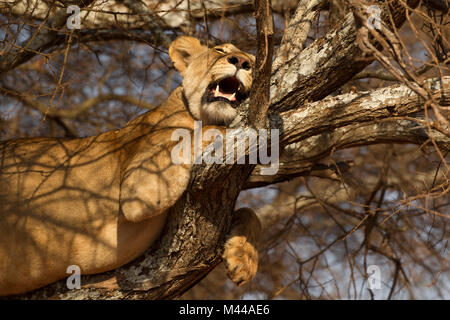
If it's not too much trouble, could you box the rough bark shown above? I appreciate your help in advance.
[247,117,450,189]
[1,0,299,29]
[0,0,302,74]
[248,0,274,127]
[269,0,420,112]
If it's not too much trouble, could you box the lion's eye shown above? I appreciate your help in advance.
[215,48,225,54]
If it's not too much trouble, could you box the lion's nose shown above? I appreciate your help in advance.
[227,55,251,70]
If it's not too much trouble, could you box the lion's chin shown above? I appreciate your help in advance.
[201,101,238,126]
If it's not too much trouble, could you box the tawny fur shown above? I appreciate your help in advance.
[223,208,261,286]
[0,36,260,296]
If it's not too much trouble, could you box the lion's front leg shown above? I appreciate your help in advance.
[119,142,192,223]
[222,208,262,286]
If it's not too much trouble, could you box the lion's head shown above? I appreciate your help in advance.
[169,36,255,126]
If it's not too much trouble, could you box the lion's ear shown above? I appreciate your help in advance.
[169,36,206,74]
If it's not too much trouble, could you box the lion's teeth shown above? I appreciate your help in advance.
[215,85,220,97]
[230,92,236,101]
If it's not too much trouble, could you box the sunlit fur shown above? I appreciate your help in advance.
[169,37,255,125]
[0,36,260,296]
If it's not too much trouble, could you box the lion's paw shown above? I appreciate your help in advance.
[223,235,258,286]
[222,208,261,286]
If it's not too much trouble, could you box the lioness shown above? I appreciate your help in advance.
[0,36,261,296]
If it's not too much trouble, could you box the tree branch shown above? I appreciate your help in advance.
[1,0,301,29]
[353,70,399,81]
[247,119,450,189]
[0,1,96,74]
[246,76,449,188]
[273,0,324,72]
[1,86,156,119]
[0,0,175,73]
[248,0,274,127]
[280,77,449,146]
[269,0,420,113]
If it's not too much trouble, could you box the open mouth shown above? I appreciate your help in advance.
[204,76,248,107]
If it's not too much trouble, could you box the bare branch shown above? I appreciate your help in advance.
[281,76,449,146]
[1,0,301,29]
[248,0,274,127]
[247,119,450,189]
[1,86,156,119]
[0,1,95,73]
[350,0,449,135]
[273,0,324,72]
[0,0,174,73]
[353,70,399,81]
[269,0,420,113]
